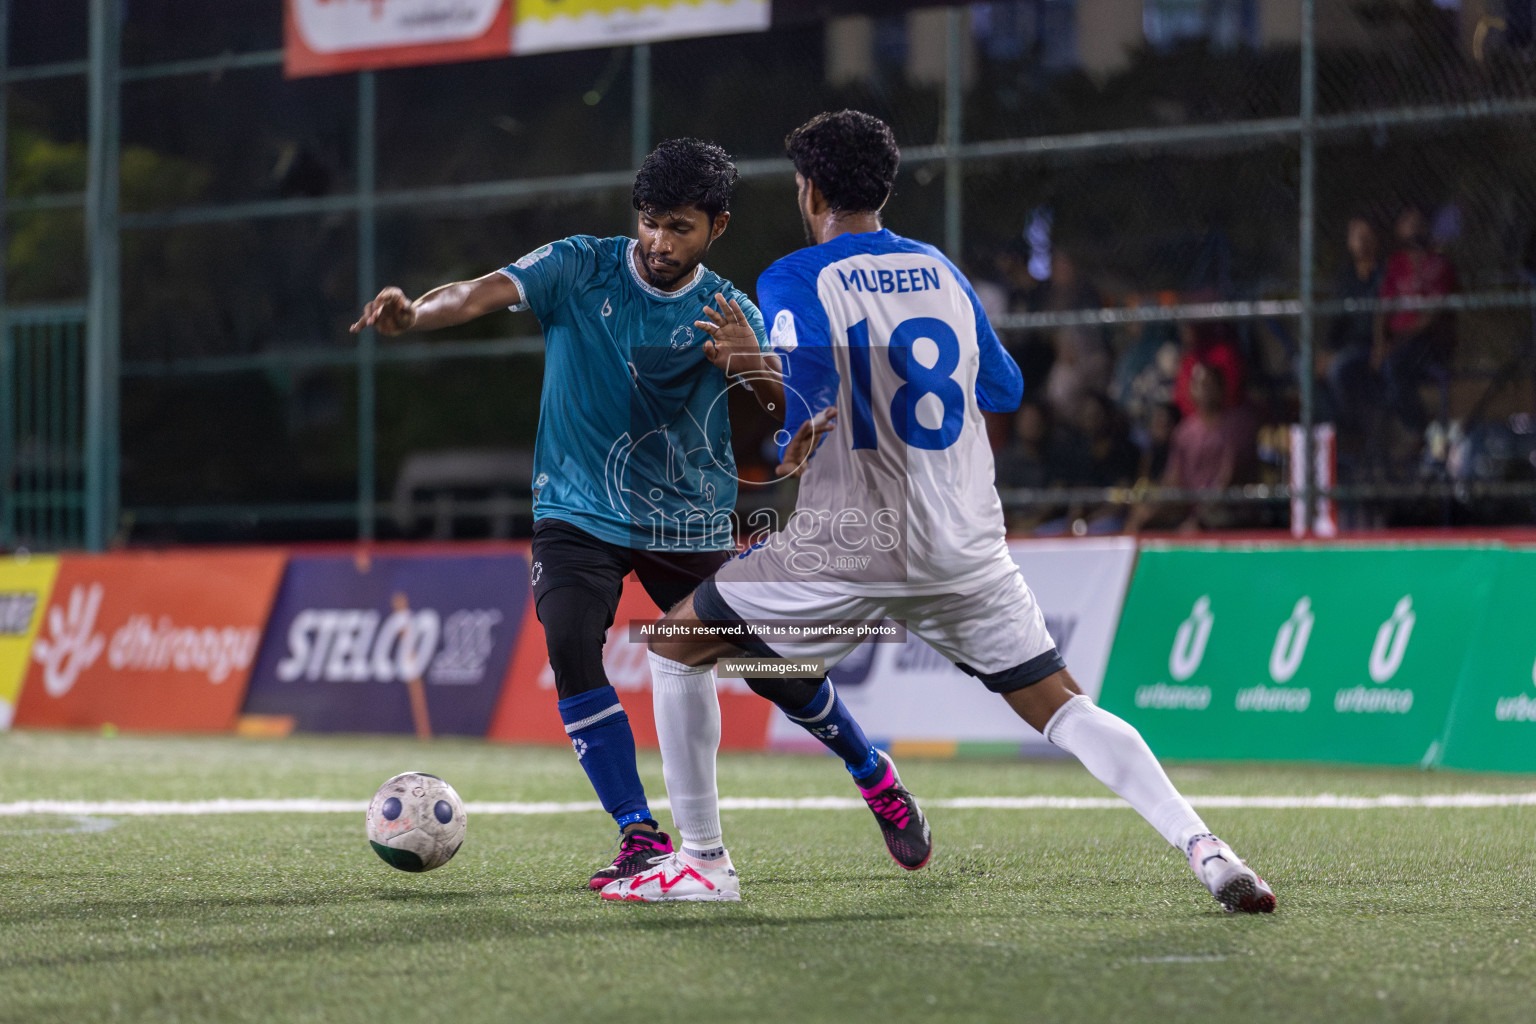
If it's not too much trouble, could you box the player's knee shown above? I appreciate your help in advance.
[537,587,613,700]
[645,597,719,668]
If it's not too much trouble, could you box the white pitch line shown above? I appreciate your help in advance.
[0,793,1534,816]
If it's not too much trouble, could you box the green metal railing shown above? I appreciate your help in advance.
[2,0,1533,547]
[1,305,89,550]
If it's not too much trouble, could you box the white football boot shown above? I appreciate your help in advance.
[1187,834,1276,913]
[599,849,741,903]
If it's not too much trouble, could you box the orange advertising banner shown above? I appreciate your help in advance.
[487,575,773,749]
[285,0,513,79]
[15,551,288,732]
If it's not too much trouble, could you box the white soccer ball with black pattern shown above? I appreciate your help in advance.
[365,772,467,872]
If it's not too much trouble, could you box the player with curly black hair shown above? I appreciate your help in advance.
[348,139,799,892]
[784,109,900,238]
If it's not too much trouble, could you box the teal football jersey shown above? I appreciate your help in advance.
[500,235,767,550]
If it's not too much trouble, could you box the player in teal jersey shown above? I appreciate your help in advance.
[351,139,885,892]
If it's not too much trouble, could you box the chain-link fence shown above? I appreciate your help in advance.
[3,0,1534,550]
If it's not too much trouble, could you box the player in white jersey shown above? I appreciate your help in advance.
[604,111,1275,913]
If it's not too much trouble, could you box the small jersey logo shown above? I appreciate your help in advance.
[601,297,612,317]
[771,309,799,353]
[669,324,696,350]
[531,561,544,586]
[514,244,553,269]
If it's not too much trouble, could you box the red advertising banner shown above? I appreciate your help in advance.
[15,552,287,732]
[488,575,773,749]
[285,0,513,79]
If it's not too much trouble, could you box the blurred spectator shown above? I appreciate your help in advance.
[1172,320,1245,419]
[994,399,1072,532]
[995,400,1071,491]
[1135,401,1181,483]
[1374,205,1458,433]
[1127,364,1258,533]
[1110,305,1180,432]
[1038,252,1113,430]
[1319,216,1384,438]
[1060,393,1140,489]
[1048,392,1140,534]
[994,239,1054,389]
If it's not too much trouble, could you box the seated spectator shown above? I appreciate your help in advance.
[995,400,1071,491]
[1134,402,1181,484]
[1039,253,1113,430]
[1374,205,1458,434]
[1173,320,1245,420]
[1127,364,1258,534]
[1048,392,1140,534]
[1061,393,1140,489]
[994,400,1072,532]
[1110,304,1180,432]
[1320,216,1384,438]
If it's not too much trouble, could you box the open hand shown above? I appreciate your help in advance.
[775,408,838,478]
[351,286,416,336]
[696,293,761,376]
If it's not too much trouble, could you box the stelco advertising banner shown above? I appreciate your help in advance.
[487,577,775,749]
[0,555,60,730]
[765,538,1138,754]
[242,554,528,735]
[285,0,770,78]
[1097,544,1500,765]
[14,552,286,732]
[1437,549,1536,772]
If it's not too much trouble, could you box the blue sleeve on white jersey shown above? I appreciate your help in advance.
[758,261,839,459]
[498,236,596,319]
[940,258,1023,413]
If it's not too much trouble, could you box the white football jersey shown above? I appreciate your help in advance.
[723,229,1023,596]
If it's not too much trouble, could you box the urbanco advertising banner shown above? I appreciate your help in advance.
[285,0,513,78]
[1438,549,1536,772]
[14,552,287,732]
[1097,544,1500,765]
[765,538,1138,753]
[487,578,775,749]
[242,553,528,735]
[0,555,60,730]
[513,0,771,55]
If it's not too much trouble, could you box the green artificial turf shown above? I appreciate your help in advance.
[0,731,1532,1023]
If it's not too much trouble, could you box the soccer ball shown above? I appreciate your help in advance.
[365,772,467,872]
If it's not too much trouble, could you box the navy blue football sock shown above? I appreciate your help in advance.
[557,686,651,830]
[782,679,879,779]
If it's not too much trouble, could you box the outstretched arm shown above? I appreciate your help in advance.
[350,272,525,336]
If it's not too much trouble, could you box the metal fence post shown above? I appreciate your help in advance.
[943,7,963,261]
[631,43,651,168]
[1297,0,1317,537]
[0,0,11,550]
[84,0,121,551]
[357,69,377,541]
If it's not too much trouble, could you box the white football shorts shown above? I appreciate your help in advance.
[697,564,1064,692]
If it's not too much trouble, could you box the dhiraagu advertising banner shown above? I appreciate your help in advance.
[1098,544,1500,765]
[1438,549,1536,772]
[0,554,59,729]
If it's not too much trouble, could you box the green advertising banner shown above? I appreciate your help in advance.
[1099,544,1501,765]
[1438,549,1536,772]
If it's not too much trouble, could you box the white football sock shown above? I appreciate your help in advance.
[1043,694,1209,852]
[647,651,724,855]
